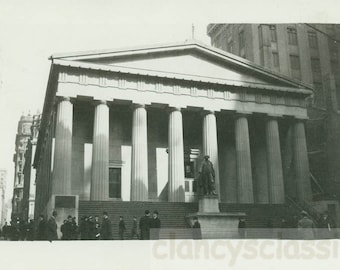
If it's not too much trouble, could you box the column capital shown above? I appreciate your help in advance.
[202,110,215,116]
[93,100,108,106]
[132,103,146,109]
[265,114,283,120]
[234,111,252,119]
[294,116,308,122]
[56,96,72,103]
[168,107,182,113]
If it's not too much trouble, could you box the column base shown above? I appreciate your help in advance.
[46,194,79,239]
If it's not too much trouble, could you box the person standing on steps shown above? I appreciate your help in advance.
[192,216,202,240]
[298,210,315,240]
[150,210,161,240]
[131,216,139,240]
[139,210,151,240]
[47,210,58,241]
[238,217,246,239]
[118,216,126,240]
[100,211,112,240]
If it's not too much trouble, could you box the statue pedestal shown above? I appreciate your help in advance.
[198,195,219,212]
[187,195,246,239]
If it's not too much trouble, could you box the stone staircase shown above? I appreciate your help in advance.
[78,201,291,239]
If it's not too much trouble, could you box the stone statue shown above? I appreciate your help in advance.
[197,155,217,196]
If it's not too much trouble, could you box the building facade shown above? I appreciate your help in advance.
[12,114,33,219]
[0,169,6,226]
[33,41,313,223]
[207,24,340,201]
[22,113,41,221]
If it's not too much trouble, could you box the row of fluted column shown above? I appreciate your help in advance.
[51,97,312,203]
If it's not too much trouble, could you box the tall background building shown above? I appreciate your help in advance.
[22,113,41,221]
[207,24,340,208]
[12,114,33,219]
[0,169,7,226]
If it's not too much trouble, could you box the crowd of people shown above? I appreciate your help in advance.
[237,210,337,239]
[0,209,162,241]
[1,209,336,241]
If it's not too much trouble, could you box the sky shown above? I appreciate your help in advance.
[0,0,339,208]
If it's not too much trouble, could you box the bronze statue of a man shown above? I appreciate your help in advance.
[197,155,217,195]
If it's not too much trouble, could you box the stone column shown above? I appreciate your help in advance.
[293,119,312,202]
[202,110,220,199]
[265,116,285,204]
[131,104,148,201]
[168,107,185,202]
[235,114,254,203]
[90,100,109,200]
[52,97,73,195]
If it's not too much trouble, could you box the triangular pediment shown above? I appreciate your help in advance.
[51,41,312,90]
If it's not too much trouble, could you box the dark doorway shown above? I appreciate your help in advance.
[109,167,121,198]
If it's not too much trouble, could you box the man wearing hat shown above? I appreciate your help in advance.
[100,211,112,240]
[192,216,202,240]
[139,210,151,240]
[198,155,217,195]
[47,210,58,241]
[319,211,334,239]
[150,210,161,240]
[298,211,315,240]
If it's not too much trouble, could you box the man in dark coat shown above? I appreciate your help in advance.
[26,219,35,241]
[61,216,74,240]
[298,211,315,240]
[71,217,78,240]
[192,216,202,240]
[238,217,246,239]
[118,216,126,240]
[87,216,96,240]
[94,216,101,240]
[100,211,112,240]
[139,210,151,240]
[11,218,20,241]
[2,222,9,240]
[79,216,90,240]
[36,214,47,240]
[150,210,161,240]
[318,211,334,239]
[47,210,58,241]
[19,219,27,240]
[131,216,138,240]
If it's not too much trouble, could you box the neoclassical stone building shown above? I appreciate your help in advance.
[34,41,313,219]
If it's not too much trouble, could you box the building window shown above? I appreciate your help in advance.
[308,31,318,49]
[226,24,232,36]
[227,40,233,52]
[290,55,300,70]
[272,52,280,67]
[185,181,190,192]
[108,167,121,198]
[336,84,340,110]
[311,57,321,73]
[328,38,338,60]
[287,27,298,45]
[239,30,245,51]
[313,82,325,108]
[331,59,339,75]
[270,25,277,42]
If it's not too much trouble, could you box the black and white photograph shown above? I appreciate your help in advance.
[0,1,340,269]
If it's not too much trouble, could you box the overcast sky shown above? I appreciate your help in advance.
[0,0,339,206]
